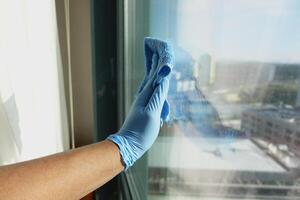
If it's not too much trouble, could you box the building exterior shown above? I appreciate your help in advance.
[195,54,212,87]
[241,108,300,148]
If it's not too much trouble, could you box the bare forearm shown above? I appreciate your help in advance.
[0,140,124,200]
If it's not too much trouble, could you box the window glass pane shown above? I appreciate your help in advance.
[126,0,300,199]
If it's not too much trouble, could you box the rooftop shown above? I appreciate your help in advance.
[148,136,286,172]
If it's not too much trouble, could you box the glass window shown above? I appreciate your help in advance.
[123,0,300,199]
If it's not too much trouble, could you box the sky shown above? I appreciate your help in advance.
[150,0,300,63]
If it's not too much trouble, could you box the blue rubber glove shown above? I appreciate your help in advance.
[107,44,173,170]
[138,38,173,123]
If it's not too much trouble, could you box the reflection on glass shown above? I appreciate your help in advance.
[135,0,300,199]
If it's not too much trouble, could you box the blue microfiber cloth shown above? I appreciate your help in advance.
[141,37,174,123]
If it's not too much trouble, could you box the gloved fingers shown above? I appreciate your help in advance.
[135,54,160,106]
[146,78,169,112]
[158,64,172,77]
[135,78,155,107]
[138,53,158,93]
[137,74,148,94]
[154,65,171,89]
[160,100,170,122]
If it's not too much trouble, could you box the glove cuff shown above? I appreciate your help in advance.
[106,134,135,170]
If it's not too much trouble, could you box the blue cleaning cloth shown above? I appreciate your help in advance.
[138,37,174,123]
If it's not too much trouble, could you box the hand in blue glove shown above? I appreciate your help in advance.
[107,46,172,170]
[138,38,173,123]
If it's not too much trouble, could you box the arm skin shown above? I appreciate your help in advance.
[0,140,124,200]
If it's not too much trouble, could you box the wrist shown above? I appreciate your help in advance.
[104,140,126,170]
[106,134,136,170]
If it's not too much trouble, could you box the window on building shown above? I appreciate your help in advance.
[122,0,300,199]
